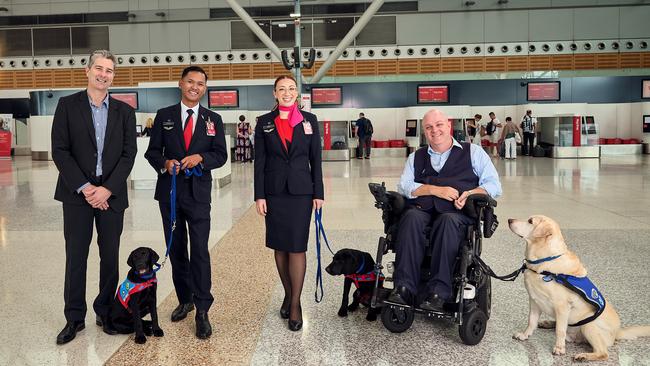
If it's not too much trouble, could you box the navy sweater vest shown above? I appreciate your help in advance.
[411,143,479,213]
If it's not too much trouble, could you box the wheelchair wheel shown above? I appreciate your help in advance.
[381,305,414,333]
[477,276,491,319]
[458,308,487,345]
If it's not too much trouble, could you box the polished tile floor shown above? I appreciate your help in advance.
[0,154,649,365]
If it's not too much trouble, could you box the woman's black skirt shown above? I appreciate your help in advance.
[265,190,313,253]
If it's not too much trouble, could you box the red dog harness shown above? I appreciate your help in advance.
[117,277,157,310]
[344,272,385,289]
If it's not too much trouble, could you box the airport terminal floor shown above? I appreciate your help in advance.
[1,154,650,366]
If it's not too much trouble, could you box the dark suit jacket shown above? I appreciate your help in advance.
[51,90,137,212]
[254,109,324,200]
[144,103,228,203]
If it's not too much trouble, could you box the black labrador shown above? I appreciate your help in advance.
[326,248,383,321]
[108,247,164,344]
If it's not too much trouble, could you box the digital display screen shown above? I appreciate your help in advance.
[643,115,650,133]
[311,87,342,105]
[417,85,449,104]
[642,80,650,99]
[208,90,239,108]
[527,81,561,101]
[109,92,138,110]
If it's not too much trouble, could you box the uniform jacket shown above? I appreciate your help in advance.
[144,103,228,203]
[254,109,324,200]
[51,90,137,212]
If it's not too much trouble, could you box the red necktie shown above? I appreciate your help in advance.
[184,110,194,150]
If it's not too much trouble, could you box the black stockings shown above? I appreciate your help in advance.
[274,250,306,321]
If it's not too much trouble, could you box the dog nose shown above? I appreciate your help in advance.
[508,219,514,224]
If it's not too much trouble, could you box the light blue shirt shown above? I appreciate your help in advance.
[77,93,109,193]
[397,139,502,199]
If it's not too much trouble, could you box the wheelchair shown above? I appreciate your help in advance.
[367,182,498,345]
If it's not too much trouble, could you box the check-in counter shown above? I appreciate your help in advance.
[550,146,600,158]
[130,135,231,189]
[29,115,53,161]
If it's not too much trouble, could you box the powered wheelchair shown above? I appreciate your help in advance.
[367,182,498,345]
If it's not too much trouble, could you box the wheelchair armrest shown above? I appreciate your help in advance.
[462,193,497,219]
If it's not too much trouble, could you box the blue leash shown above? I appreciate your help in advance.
[314,208,334,303]
[159,164,202,269]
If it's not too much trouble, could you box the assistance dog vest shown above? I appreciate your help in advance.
[541,272,606,326]
[117,277,157,310]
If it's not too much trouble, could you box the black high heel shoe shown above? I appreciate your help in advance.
[288,306,302,331]
[280,297,290,319]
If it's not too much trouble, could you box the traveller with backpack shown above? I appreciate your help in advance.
[486,112,502,158]
[355,112,373,159]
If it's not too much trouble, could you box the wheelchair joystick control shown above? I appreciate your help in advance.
[463,284,476,300]
[386,261,395,274]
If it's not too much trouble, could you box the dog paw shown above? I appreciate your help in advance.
[552,345,566,356]
[573,353,588,362]
[153,328,164,337]
[337,308,348,317]
[512,332,529,341]
[134,334,147,344]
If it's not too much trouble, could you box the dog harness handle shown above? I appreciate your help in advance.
[314,208,334,303]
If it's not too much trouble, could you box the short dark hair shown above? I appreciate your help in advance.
[506,116,512,121]
[181,66,208,81]
[360,113,365,117]
[474,114,482,119]
[489,112,495,116]
[239,115,246,122]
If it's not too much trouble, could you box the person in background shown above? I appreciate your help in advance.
[520,109,536,156]
[499,116,523,160]
[235,115,253,163]
[52,49,137,345]
[355,112,373,159]
[487,112,502,158]
[467,114,486,147]
[141,117,154,137]
[254,75,324,332]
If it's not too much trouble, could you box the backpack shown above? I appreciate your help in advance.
[486,120,495,136]
[364,119,373,135]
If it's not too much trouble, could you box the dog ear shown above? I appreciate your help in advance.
[531,220,552,239]
[127,251,135,268]
[149,248,160,264]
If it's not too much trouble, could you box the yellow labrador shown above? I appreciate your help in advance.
[508,215,650,361]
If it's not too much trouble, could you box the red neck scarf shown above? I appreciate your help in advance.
[278,103,303,127]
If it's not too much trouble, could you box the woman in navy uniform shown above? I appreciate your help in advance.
[254,75,324,331]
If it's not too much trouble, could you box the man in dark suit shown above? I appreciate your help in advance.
[144,66,228,339]
[52,50,137,345]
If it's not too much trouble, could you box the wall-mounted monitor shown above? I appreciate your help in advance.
[109,92,138,110]
[208,89,239,108]
[417,84,449,104]
[642,80,650,99]
[527,81,560,101]
[311,87,342,106]
[644,115,650,133]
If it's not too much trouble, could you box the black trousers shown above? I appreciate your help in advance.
[358,136,372,158]
[394,209,473,301]
[523,132,535,155]
[159,178,213,311]
[63,203,124,322]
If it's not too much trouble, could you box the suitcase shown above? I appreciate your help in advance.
[533,145,545,157]
[498,140,506,158]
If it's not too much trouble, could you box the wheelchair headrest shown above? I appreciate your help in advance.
[368,182,405,215]
[462,193,497,219]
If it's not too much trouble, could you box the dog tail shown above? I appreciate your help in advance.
[616,326,650,340]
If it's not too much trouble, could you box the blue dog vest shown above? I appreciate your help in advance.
[541,272,606,326]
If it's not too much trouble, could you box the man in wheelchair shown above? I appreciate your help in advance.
[387,109,502,311]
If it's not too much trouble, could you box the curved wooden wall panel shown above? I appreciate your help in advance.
[0,53,648,90]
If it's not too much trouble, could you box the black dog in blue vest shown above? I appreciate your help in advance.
[108,247,164,344]
[326,248,384,321]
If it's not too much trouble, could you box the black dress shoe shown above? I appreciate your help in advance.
[387,285,412,306]
[195,311,212,339]
[288,306,303,331]
[171,303,195,322]
[280,296,290,319]
[56,321,85,345]
[420,293,445,312]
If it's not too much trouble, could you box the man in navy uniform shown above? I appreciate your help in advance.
[389,109,501,310]
[145,66,228,339]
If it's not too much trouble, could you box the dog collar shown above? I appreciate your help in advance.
[138,263,162,280]
[525,253,563,265]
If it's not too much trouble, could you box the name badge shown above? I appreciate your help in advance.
[303,121,313,135]
[163,120,174,130]
[206,117,216,136]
